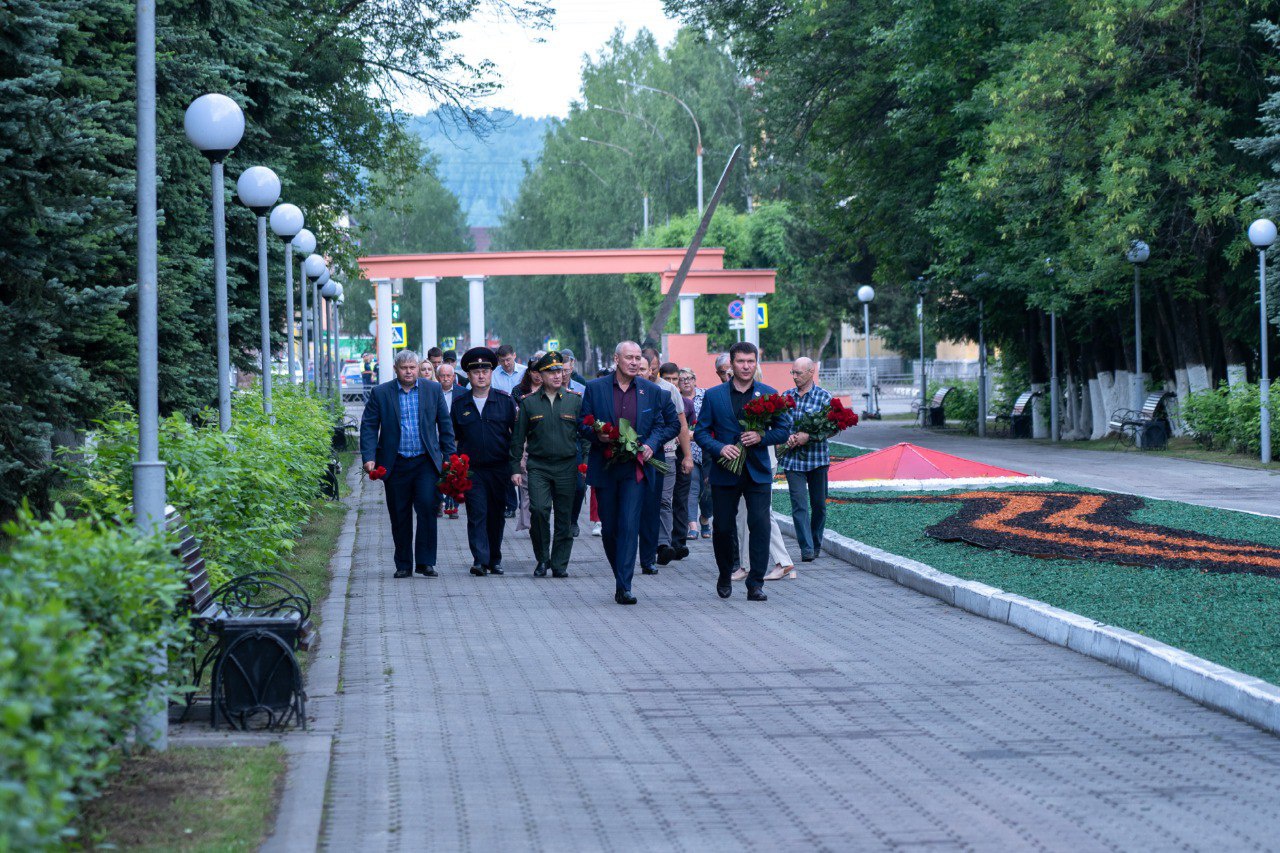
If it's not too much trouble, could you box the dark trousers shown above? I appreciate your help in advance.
[639,460,663,568]
[505,482,518,513]
[785,466,829,556]
[528,461,577,571]
[597,475,646,594]
[711,477,771,591]
[384,453,440,572]
[571,470,587,530]
[671,450,691,544]
[465,466,508,568]
[698,461,713,520]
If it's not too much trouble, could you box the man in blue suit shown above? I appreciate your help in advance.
[694,341,792,601]
[360,350,457,579]
[580,341,678,605]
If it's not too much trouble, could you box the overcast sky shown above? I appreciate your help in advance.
[401,0,683,118]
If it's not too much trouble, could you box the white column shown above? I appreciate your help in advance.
[466,275,486,348]
[743,291,763,349]
[679,293,698,334]
[418,276,438,353]
[374,278,393,383]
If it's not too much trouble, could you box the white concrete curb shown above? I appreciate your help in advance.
[773,511,1280,736]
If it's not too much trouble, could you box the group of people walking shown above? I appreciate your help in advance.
[359,338,836,605]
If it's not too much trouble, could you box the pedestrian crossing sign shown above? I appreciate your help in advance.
[546,338,560,351]
[391,323,407,349]
[441,336,457,351]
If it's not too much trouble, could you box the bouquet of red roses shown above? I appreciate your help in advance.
[776,397,859,461]
[437,453,473,503]
[718,392,795,475]
[367,464,388,481]
[582,414,671,474]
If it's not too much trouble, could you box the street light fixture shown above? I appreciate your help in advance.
[617,78,703,214]
[589,103,666,141]
[321,278,340,395]
[314,266,331,393]
[577,136,649,232]
[973,272,992,437]
[184,93,245,432]
[915,277,928,422]
[236,166,282,419]
[1126,239,1150,410]
[1249,218,1276,463]
[857,285,878,418]
[270,203,304,385]
[292,229,316,390]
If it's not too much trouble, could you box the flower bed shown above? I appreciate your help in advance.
[776,483,1280,684]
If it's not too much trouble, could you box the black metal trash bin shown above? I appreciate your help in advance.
[1137,420,1169,451]
[929,406,946,428]
[211,617,306,731]
[1010,413,1032,439]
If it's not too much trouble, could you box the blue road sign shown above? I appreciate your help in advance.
[727,299,744,319]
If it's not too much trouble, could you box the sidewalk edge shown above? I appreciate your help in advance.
[773,511,1280,736]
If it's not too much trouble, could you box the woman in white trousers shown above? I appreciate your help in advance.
[731,445,796,582]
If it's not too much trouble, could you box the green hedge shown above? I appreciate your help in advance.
[0,507,186,850]
[1182,381,1279,459]
[69,385,335,587]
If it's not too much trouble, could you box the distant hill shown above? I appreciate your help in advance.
[409,108,550,228]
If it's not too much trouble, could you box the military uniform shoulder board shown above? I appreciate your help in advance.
[565,388,582,395]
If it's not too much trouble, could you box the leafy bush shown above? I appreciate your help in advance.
[0,507,185,850]
[1182,381,1279,459]
[926,379,980,430]
[67,384,333,587]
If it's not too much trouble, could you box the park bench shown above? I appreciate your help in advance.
[170,508,311,730]
[921,386,954,427]
[987,389,1040,438]
[1108,391,1175,450]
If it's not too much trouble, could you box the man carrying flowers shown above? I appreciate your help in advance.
[510,351,585,578]
[693,341,793,601]
[778,357,841,562]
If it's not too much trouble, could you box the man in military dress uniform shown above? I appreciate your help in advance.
[510,351,583,578]
[452,347,517,577]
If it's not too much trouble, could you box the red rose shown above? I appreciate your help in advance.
[577,463,588,474]
[583,414,596,426]
[603,446,614,459]
[369,465,387,481]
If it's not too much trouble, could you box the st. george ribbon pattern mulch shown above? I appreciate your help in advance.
[830,490,1280,580]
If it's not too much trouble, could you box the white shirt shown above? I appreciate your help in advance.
[472,392,488,415]
[655,377,682,453]
[441,386,455,413]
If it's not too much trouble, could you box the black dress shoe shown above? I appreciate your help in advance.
[487,563,504,576]
[747,588,768,602]
[641,565,659,575]
[673,545,690,560]
[552,569,568,578]
[533,562,548,577]
[415,564,438,577]
[716,577,732,598]
[615,591,637,605]
[801,552,816,563]
[469,564,486,576]
[393,568,412,578]
[656,545,676,565]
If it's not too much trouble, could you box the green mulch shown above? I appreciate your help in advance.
[777,482,1280,685]
[829,441,872,460]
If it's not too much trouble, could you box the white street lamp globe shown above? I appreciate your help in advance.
[236,166,281,213]
[333,282,344,299]
[321,279,339,299]
[316,268,331,287]
[1126,240,1150,264]
[184,94,244,158]
[303,253,326,278]
[857,285,876,303]
[269,203,304,239]
[292,229,316,256]
[1249,218,1278,249]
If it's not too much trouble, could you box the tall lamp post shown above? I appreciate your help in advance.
[1249,218,1276,464]
[973,272,991,438]
[618,79,703,214]
[315,267,332,393]
[303,253,325,390]
[270,204,304,385]
[236,166,282,419]
[321,278,340,394]
[1126,240,1150,410]
[184,93,245,433]
[915,277,928,422]
[857,285,878,418]
[293,230,316,390]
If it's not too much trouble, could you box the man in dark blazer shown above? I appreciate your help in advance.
[580,340,678,605]
[694,341,792,601]
[360,350,456,578]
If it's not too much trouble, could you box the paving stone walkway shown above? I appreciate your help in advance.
[319,475,1280,851]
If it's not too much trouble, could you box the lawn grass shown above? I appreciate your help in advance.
[77,746,285,851]
[780,483,1280,684]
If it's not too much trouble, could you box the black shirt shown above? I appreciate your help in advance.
[729,382,756,421]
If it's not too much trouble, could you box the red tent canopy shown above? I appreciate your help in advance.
[829,443,1030,481]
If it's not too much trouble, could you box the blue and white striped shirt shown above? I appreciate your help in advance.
[397,383,424,457]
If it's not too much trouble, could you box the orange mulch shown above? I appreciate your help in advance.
[829,491,1280,578]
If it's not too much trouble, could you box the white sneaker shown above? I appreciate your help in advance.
[592,522,603,537]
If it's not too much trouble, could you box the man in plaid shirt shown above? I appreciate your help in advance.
[778,357,831,561]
